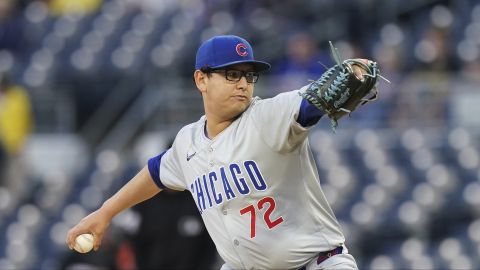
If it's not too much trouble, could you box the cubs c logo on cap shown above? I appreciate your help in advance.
[236,43,248,57]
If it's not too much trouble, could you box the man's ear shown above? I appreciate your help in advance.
[194,70,208,94]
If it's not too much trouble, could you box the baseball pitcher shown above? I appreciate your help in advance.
[67,35,383,270]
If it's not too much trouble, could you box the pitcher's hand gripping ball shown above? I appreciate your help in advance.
[300,41,389,130]
[73,233,94,253]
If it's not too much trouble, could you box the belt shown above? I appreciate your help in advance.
[298,246,344,270]
[316,246,343,265]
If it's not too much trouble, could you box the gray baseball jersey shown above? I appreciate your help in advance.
[150,87,345,269]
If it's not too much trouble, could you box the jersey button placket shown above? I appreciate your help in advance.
[207,144,214,167]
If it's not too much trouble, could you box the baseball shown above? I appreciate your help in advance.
[73,233,94,253]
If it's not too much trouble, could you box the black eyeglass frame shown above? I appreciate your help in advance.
[200,67,260,84]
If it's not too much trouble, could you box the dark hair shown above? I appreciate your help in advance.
[192,66,213,83]
[200,66,215,76]
[200,66,213,72]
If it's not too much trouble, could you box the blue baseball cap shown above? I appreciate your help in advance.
[195,35,271,72]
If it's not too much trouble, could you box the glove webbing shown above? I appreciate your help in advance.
[301,64,352,131]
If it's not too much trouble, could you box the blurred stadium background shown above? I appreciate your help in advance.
[0,0,480,269]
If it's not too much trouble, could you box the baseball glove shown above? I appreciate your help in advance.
[300,42,387,131]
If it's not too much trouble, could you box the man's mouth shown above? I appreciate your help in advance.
[232,95,248,101]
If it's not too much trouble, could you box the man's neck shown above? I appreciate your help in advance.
[205,118,234,139]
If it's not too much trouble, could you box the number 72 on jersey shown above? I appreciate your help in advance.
[240,196,284,238]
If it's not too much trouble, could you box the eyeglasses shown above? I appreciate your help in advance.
[207,69,260,84]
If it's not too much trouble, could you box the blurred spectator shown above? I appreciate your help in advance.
[0,72,33,192]
[0,135,5,184]
[0,0,26,53]
[130,138,217,269]
[0,73,32,157]
[389,71,451,129]
[349,42,406,128]
[414,24,457,72]
[459,59,480,83]
[48,0,102,16]
[270,31,330,94]
[132,190,217,269]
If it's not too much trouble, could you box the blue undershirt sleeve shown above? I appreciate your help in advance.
[147,150,167,189]
[297,98,325,127]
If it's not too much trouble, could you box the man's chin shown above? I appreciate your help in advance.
[229,105,248,120]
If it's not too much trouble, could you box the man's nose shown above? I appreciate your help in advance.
[237,75,248,89]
